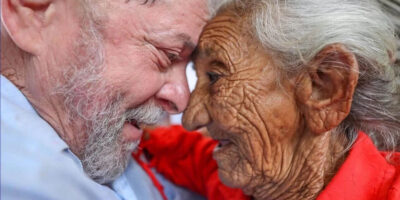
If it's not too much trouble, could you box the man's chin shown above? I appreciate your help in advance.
[82,138,138,184]
[124,139,141,154]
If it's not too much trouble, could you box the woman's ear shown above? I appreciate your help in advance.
[296,43,359,134]
[1,0,55,55]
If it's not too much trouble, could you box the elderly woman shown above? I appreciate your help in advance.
[138,0,400,199]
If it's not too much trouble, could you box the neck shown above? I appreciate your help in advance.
[250,131,348,200]
[1,31,85,156]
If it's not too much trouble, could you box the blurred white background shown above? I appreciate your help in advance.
[169,62,198,124]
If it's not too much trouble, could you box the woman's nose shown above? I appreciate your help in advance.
[182,87,211,131]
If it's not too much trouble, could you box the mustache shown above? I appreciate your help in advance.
[125,100,166,127]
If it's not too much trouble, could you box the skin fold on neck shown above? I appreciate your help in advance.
[249,130,348,200]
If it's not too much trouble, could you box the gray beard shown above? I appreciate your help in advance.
[55,16,165,184]
[82,97,163,184]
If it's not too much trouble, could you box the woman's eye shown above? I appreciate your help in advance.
[206,71,221,85]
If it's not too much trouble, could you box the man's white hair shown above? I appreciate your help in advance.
[207,0,233,17]
[215,0,400,152]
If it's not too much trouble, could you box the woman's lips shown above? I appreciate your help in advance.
[218,139,231,147]
[214,139,233,152]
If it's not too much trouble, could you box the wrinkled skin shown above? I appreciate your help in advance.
[183,10,359,200]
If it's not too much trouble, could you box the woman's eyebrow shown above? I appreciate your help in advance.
[191,46,216,61]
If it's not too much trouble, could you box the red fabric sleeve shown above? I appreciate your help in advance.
[140,125,250,200]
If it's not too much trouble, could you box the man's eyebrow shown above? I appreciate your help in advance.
[125,0,156,5]
[177,33,196,51]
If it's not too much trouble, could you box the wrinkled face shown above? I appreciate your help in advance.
[99,0,209,114]
[51,0,209,183]
[183,12,303,190]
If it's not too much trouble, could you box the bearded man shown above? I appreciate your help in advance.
[0,0,220,199]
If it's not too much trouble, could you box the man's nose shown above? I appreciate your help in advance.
[155,65,190,114]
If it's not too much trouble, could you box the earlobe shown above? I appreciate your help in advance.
[1,0,52,55]
[296,43,359,134]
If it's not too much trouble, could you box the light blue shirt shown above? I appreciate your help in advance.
[0,75,201,200]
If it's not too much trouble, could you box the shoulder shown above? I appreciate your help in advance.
[386,152,400,199]
[1,113,118,200]
[1,129,119,200]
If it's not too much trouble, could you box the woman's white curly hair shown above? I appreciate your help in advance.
[217,0,400,152]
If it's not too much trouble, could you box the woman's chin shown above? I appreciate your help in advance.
[213,147,252,188]
[218,170,238,187]
[217,166,249,189]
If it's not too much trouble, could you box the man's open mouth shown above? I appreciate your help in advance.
[129,119,140,129]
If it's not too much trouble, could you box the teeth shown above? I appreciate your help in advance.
[214,145,221,152]
[129,120,140,129]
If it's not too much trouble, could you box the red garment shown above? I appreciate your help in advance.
[317,132,400,200]
[140,125,249,200]
[139,125,400,200]
[132,150,168,200]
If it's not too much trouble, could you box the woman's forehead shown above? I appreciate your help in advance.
[195,12,248,59]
